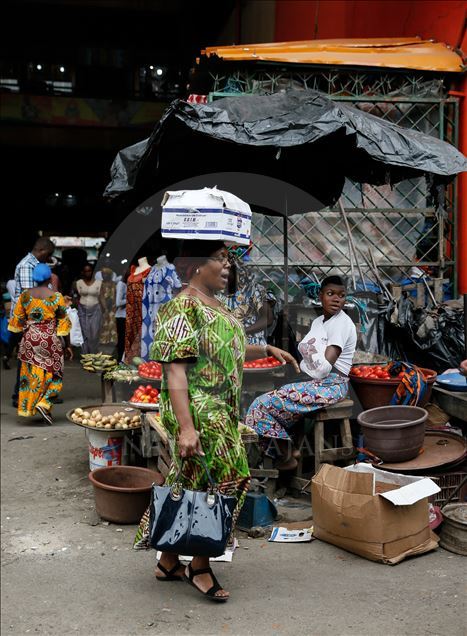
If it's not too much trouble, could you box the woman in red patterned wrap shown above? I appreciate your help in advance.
[8,264,73,425]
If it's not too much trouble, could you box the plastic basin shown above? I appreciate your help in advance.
[357,405,428,462]
[351,367,437,410]
[89,466,164,524]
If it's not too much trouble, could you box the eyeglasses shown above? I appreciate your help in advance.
[208,255,230,265]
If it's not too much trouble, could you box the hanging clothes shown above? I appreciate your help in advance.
[99,273,118,345]
[124,266,151,363]
[221,265,269,346]
[140,262,182,360]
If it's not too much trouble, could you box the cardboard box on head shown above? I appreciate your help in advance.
[161,187,252,246]
[311,463,440,564]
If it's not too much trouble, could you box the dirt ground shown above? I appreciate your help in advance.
[1,361,466,636]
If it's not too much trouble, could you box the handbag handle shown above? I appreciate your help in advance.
[171,454,218,496]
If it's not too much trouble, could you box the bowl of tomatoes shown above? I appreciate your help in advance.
[350,364,437,410]
[127,385,160,410]
[137,361,162,382]
[243,357,285,372]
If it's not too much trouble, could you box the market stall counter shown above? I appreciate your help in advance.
[432,385,467,424]
[79,360,164,467]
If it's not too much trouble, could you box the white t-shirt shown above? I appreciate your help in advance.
[77,279,102,308]
[299,310,357,377]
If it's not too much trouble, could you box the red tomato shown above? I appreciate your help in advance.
[368,373,378,379]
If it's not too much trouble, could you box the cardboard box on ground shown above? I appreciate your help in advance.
[312,464,441,565]
[161,187,252,245]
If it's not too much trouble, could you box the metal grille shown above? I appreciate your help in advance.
[210,68,446,98]
[208,67,459,296]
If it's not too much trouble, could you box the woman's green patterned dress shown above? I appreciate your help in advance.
[134,294,251,549]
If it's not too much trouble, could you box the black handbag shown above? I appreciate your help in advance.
[149,456,237,557]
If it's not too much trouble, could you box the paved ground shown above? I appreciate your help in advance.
[1,361,466,636]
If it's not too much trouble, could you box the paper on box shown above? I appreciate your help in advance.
[344,463,441,505]
[161,187,252,245]
[312,464,440,564]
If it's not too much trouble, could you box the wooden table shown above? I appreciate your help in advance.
[146,412,172,476]
[432,386,467,423]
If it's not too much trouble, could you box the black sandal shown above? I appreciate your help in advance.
[184,563,229,603]
[155,560,184,582]
[36,405,53,426]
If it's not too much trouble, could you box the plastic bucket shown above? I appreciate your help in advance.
[357,405,428,462]
[86,428,126,471]
[88,466,164,524]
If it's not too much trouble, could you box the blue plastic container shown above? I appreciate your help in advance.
[237,493,278,530]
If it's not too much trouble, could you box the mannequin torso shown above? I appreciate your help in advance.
[155,255,169,268]
[133,257,151,276]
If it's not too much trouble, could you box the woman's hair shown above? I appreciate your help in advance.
[82,262,94,274]
[175,240,225,283]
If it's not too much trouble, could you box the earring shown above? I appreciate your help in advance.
[196,268,200,275]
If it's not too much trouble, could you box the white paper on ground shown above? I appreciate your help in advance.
[345,463,440,505]
[269,527,314,543]
[156,539,238,563]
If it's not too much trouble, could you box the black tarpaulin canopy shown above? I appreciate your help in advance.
[104,90,466,208]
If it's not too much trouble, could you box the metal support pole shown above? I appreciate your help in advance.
[282,201,289,352]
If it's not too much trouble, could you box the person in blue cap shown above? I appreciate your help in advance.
[8,263,73,425]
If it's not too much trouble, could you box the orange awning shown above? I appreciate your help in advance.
[202,37,464,73]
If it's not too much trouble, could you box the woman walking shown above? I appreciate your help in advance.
[75,263,102,354]
[135,240,298,602]
[8,264,72,425]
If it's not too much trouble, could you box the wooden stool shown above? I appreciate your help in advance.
[312,399,355,473]
[288,399,355,494]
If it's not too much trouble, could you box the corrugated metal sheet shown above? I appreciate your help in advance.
[202,37,464,72]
